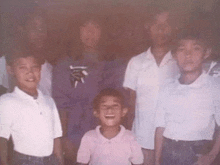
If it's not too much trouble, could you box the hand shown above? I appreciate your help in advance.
[193,154,216,165]
[62,137,77,162]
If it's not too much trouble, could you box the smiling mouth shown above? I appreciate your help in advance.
[105,115,115,119]
[26,78,35,82]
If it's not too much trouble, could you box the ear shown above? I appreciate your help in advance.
[204,48,211,60]
[93,110,99,118]
[122,108,128,117]
[6,65,14,75]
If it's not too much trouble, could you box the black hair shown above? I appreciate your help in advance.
[93,88,125,111]
[172,27,212,54]
[5,44,44,66]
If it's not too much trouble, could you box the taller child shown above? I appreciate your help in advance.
[123,7,179,165]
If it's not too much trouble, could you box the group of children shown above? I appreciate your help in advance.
[1,6,220,165]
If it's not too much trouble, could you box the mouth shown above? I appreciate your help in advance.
[26,78,36,82]
[105,115,115,119]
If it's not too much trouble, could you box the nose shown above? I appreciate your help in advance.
[106,107,114,114]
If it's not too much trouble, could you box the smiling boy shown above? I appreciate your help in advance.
[155,28,220,165]
[0,47,63,165]
[77,88,143,165]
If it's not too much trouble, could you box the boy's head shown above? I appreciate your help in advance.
[6,46,43,96]
[93,88,128,127]
[172,28,211,74]
[145,7,173,46]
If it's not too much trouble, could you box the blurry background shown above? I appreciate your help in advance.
[1,0,220,62]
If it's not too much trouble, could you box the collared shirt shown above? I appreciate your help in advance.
[155,73,220,141]
[123,47,179,149]
[0,87,62,156]
[77,125,143,165]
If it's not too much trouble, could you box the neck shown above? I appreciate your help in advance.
[151,44,170,66]
[100,125,121,140]
[179,70,202,85]
[84,46,99,54]
[19,87,38,98]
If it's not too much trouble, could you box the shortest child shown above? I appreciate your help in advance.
[155,28,220,165]
[77,88,144,165]
[0,47,63,165]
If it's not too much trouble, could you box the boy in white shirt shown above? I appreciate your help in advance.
[77,88,144,165]
[123,7,179,164]
[155,28,220,165]
[0,47,63,165]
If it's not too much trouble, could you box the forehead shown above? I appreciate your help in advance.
[177,39,205,47]
[154,12,170,24]
[99,96,121,104]
[13,56,38,66]
[82,21,101,30]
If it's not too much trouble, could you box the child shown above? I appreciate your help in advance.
[123,7,179,165]
[0,47,63,165]
[77,88,144,165]
[155,28,220,165]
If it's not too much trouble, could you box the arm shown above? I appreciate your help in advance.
[125,88,136,130]
[0,137,8,165]
[155,127,165,165]
[194,127,220,165]
[53,138,64,165]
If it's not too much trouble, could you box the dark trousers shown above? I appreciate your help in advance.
[12,151,59,165]
[161,137,213,165]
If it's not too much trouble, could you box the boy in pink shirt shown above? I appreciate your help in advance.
[77,88,143,165]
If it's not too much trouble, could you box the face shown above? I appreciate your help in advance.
[27,17,47,49]
[94,96,127,127]
[80,21,101,49]
[174,39,209,73]
[9,56,41,95]
[149,12,172,46]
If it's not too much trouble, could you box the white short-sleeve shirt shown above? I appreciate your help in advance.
[0,87,62,156]
[155,73,220,141]
[123,47,179,149]
[77,125,144,165]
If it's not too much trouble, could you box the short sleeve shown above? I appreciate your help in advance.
[130,134,144,164]
[0,97,12,140]
[123,57,140,91]
[213,86,220,126]
[155,88,168,128]
[52,99,63,138]
[77,133,91,164]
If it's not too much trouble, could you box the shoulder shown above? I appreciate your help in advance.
[0,92,18,112]
[82,129,98,141]
[121,129,137,141]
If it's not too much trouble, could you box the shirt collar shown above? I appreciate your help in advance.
[96,125,125,143]
[177,72,208,88]
[14,86,43,101]
[145,47,174,66]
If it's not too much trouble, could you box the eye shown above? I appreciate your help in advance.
[177,47,185,52]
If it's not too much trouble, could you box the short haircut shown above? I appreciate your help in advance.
[93,88,125,111]
[5,44,44,66]
[172,27,211,54]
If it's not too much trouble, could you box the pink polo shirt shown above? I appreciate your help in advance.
[77,125,143,165]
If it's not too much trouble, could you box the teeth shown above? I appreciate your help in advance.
[27,79,34,82]
[105,115,115,118]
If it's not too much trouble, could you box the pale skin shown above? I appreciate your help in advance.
[77,96,142,165]
[155,39,220,165]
